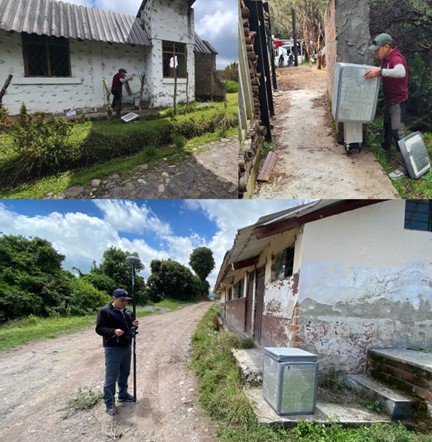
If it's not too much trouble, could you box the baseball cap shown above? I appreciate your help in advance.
[118,68,127,73]
[112,288,132,299]
[369,33,393,51]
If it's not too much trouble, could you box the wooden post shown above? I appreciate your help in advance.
[139,73,145,113]
[102,79,113,123]
[0,74,13,108]
[173,57,177,116]
[292,8,298,67]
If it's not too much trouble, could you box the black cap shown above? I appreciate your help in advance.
[112,288,132,300]
[118,68,127,73]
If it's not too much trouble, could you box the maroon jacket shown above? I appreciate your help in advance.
[111,73,124,94]
[381,47,408,104]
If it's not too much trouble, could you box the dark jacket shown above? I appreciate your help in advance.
[111,73,124,94]
[96,303,135,347]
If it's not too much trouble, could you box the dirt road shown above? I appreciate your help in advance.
[0,302,217,442]
[254,66,399,199]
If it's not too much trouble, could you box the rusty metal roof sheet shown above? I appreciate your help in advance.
[0,0,151,46]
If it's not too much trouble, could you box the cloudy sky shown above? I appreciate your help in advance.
[61,0,237,68]
[0,200,305,289]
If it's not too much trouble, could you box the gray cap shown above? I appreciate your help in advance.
[369,33,393,51]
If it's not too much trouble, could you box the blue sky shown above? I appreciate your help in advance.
[0,200,305,288]
[61,0,237,69]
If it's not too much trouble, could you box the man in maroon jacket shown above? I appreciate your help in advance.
[364,33,409,179]
[111,68,130,117]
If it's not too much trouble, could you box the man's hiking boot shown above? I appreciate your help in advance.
[118,393,135,402]
[106,404,118,415]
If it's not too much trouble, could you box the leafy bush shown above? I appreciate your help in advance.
[145,259,204,302]
[224,80,238,93]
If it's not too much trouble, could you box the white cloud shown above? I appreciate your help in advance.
[94,200,172,236]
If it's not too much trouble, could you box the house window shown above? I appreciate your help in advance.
[274,246,295,280]
[235,278,244,299]
[405,200,432,232]
[227,287,233,301]
[22,33,71,77]
[162,41,187,78]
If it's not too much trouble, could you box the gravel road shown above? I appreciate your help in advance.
[0,302,217,442]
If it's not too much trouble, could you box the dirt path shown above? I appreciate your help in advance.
[254,66,399,199]
[0,302,217,442]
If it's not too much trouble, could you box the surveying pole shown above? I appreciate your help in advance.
[126,255,142,403]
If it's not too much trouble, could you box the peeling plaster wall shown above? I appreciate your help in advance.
[141,0,195,107]
[257,229,303,347]
[261,275,299,347]
[297,200,432,373]
[0,30,149,114]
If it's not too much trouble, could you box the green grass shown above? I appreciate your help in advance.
[0,315,95,351]
[0,95,238,198]
[191,305,432,442]
[367,121,432,198]
[0,298,192,351]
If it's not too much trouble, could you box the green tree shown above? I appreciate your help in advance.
[145,259,202,302]
[90,247,146,304]
[0,235,69,321]
[189,247,215,281]
[220,62,239,82]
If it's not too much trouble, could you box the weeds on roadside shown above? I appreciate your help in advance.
[62,387,102,419]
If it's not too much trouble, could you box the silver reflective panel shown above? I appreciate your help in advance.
[332,63,380,123]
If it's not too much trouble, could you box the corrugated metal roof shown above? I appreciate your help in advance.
[0,0,151,46]
[194,33,218,54]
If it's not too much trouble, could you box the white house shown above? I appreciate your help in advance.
[0,0,215,114]
[214,199,432,373]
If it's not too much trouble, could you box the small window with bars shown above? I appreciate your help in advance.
[162,40,187,78]
[22,33,71,77]
[404,200,432,232]
[274,245,295,280]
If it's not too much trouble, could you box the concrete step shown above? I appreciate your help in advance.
[346,373,415,420]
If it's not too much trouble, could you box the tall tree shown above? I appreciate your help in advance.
[189,247,215,281]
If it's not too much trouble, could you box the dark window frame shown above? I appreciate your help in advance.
[235,278,244,299]
[404,200,432,232]
[162,40,187,79]
[22,33,71,77]
[274,245,295,280]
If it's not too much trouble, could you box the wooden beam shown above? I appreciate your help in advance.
[257,151,276,182]
[233,256,259,270]
[254,200,388,239]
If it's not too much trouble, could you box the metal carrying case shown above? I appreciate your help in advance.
[263,347,318,415]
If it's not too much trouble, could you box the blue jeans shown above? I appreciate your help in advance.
[103,346,131,405]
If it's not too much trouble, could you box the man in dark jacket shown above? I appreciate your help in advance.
[111,68,131,118]
[364,33,409,179]
[96,288,139,415]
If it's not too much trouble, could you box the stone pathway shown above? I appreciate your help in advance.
[61,136,239,199]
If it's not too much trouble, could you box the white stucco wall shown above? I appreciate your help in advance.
[141,0,195,106]
[297,200,432,372]
[0,30,149,114]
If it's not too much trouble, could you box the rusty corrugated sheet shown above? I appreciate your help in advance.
[0,0,151,46]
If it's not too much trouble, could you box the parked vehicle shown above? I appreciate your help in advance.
[274,45,304,67]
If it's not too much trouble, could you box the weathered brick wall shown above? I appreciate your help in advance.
[368,351,432,417]
[224,298,248,337]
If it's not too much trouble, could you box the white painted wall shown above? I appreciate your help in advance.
[141,0,195,107]
[297,200,432,372]
[0,30,149,114]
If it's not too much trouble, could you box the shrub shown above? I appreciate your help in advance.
[224,80,238,93]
